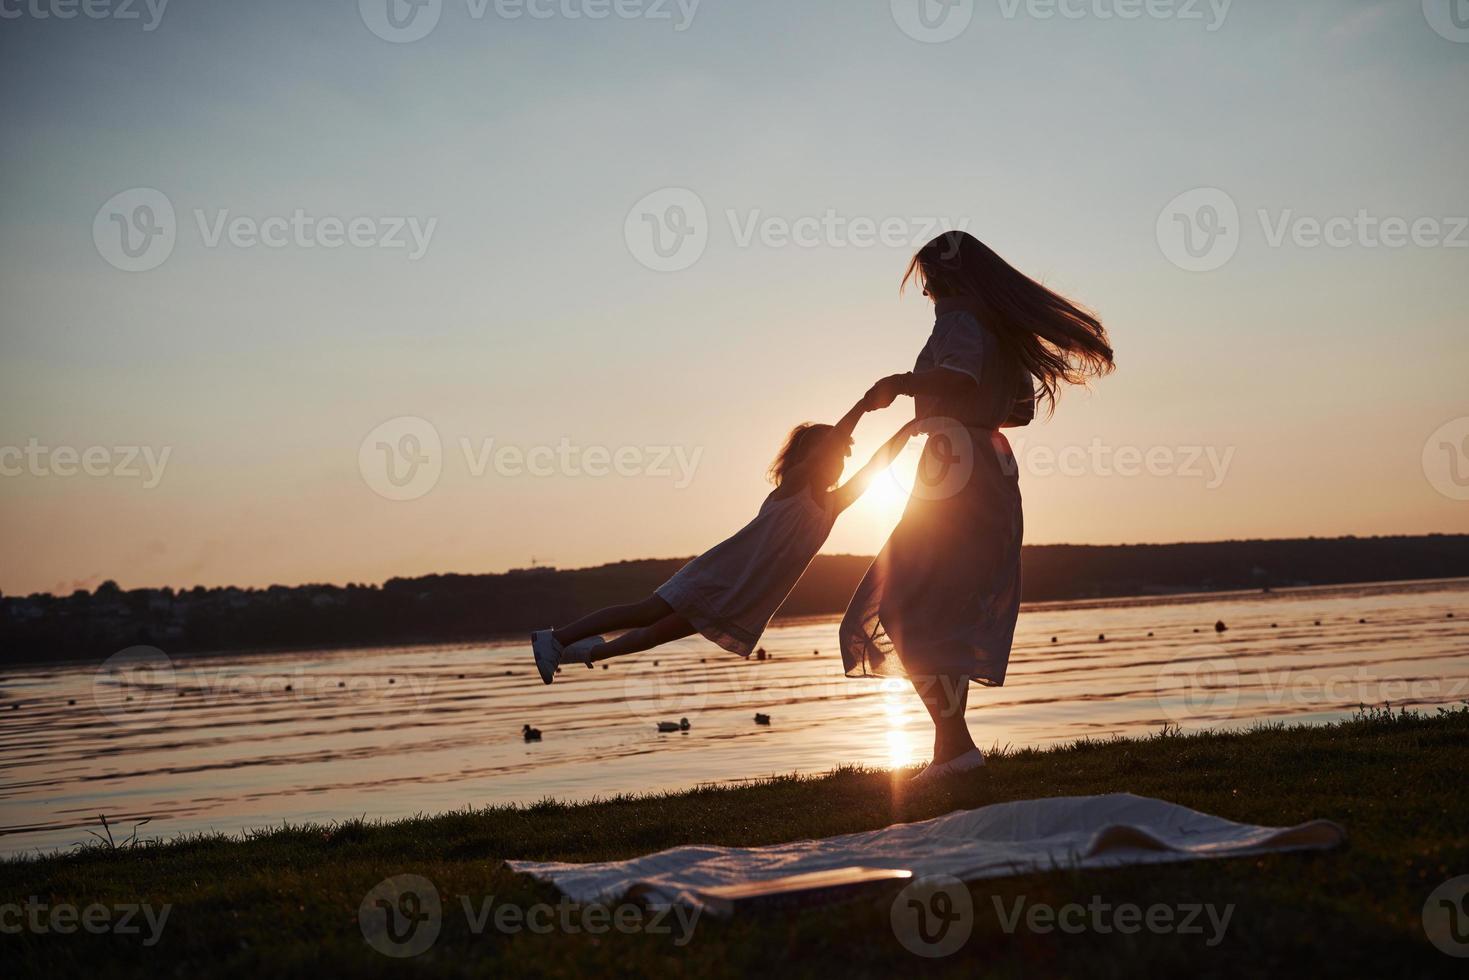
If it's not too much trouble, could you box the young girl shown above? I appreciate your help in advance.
[530,403,916,683]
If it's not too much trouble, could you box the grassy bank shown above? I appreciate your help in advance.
[5,708,1466,978]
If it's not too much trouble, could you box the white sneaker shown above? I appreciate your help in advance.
[531,630,564,685]
[909,747,986,786]
[561,635,606,667]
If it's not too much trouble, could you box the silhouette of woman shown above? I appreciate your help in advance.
[840,231,1114,783]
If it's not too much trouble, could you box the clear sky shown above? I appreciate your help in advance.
[1,0,1466,596]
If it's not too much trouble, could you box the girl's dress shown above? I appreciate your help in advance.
[839,298,1033,687]
[657,488,838,657]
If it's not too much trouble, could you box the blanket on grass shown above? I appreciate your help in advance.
[507,793,1345,909]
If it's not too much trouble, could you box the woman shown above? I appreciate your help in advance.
[841,230,1114,783]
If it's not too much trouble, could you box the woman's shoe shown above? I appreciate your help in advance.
[909,747,986,786]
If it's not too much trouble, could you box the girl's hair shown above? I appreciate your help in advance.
[902,230,1114,415]
[768,423,836,486]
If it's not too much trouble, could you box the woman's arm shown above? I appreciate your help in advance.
[863,368,977,410]
[830,420,920,513]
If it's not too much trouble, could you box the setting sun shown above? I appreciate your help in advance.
[846,444,921,537]
[867,466,912,523]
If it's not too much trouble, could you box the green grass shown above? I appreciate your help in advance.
[5,707,1467,978]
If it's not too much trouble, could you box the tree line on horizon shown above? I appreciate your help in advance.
[2,534,1466,665]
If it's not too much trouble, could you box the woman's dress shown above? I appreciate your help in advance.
[839,299,1033,686]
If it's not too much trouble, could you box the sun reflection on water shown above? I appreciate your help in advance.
[881,677,916,769]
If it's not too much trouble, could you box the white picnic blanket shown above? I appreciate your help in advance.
[508,793,1344,908]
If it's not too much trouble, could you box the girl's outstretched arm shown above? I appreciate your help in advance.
[830,420,919,513]
[833,397,870,441]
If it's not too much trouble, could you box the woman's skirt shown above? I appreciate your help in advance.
[839,424,1023,687]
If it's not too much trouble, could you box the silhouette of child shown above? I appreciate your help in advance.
[530,400,914,683]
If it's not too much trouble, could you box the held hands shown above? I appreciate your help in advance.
[863,373,912,411]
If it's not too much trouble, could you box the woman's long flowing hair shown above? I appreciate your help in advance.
[902,231,1114,415]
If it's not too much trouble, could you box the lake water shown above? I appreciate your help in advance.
[2,578,1465,858]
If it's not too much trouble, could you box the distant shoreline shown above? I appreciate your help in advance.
[3,534,1466,666]
[1009,573,1469,614]
[4,572,1465,670]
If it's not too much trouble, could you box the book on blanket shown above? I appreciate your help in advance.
[639,866,913,916]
